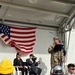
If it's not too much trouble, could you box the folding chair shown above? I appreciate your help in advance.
[13,66,22,75]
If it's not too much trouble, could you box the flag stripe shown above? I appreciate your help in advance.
[11,26,36,30]
[12,39,36,43]
[20,47,33,50]
[14,44,33,51]
[10,33,34,36]
[11,28,36,32]
[1,34,6,38]
[17,43,35,47]
[10,31,35,34]
[10,35,35,38]
[13,42,35,44]
[4,38,10,42]
[15,47,33,54]
[15,47,33,52]
[0,34,11,44]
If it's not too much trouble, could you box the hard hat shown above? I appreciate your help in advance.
[52,65,63,75]
[53,65,62,70]
[0,58,14,74]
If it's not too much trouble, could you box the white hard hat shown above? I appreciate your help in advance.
[53,65,62,70]
[52,65,63,75]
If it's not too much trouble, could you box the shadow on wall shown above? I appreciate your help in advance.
[38,57,47,75]
[0,39,17,53]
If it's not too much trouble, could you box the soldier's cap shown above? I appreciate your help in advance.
[53,37,59,40]
[0,58,14,74]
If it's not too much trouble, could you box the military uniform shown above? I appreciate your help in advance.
[48,43,64,69]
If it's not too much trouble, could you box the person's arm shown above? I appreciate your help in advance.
[13,58,18,71]
[60,48,66,62]
[48,43,55,53]
[62,47,66,56]
[34,61,40,66]
[33,62,38,66]
[13,58,17,66]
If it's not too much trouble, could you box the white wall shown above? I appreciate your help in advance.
[0,28,57,75]
[66,29,75,64]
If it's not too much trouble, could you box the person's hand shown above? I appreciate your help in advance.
[38,61,40,64]
[62,57,65,63]
[18,66,23,68]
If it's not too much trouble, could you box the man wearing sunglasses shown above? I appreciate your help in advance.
[65,63,75,75]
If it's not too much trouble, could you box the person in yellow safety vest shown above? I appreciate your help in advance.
[0,58,14,75]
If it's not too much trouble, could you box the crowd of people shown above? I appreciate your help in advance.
[0,36,75,75]
[0,52,42,75]
[0,58,75,75]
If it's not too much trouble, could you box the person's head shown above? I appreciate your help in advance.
[0,58,14,75]
[29,54,34,59]
[16,52,22,59]
[67,63,75,74]
[53,37,60,44]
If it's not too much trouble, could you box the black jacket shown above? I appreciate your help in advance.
[13,58,24,67]
[26,58,38,66]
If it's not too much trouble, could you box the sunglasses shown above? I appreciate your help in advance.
[71,69,75,70]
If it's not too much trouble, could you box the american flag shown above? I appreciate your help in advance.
[0,23,36,54]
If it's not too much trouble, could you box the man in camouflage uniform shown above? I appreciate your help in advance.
[48,37,65,75]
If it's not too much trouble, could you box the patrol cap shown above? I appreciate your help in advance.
[53,37,59,40]
[0,58,14,74]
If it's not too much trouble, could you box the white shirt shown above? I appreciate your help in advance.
[67,72,75,75]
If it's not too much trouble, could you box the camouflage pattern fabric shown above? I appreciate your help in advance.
[48,43,64,68]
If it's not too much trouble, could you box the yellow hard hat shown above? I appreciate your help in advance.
[0,58,14,74]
